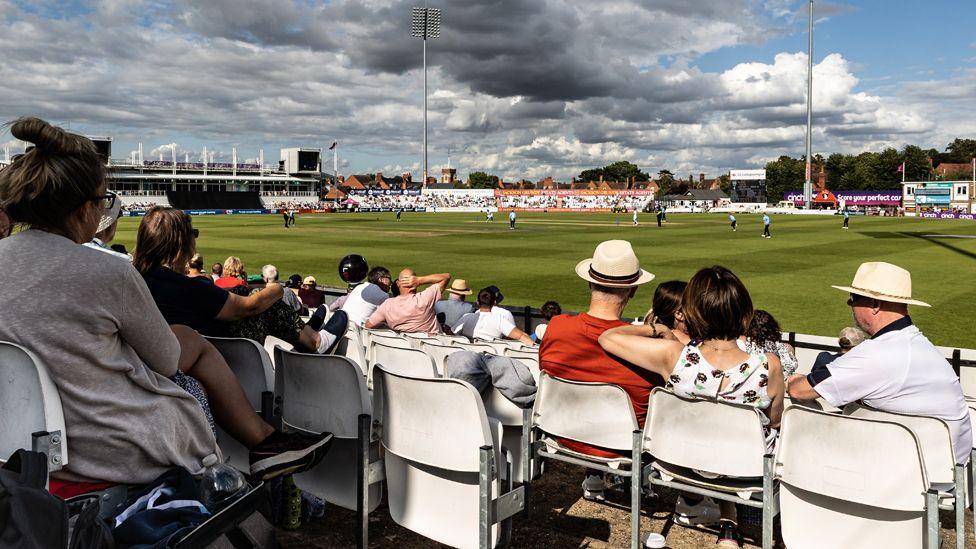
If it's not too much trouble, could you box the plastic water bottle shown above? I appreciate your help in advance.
[199,454,249,512]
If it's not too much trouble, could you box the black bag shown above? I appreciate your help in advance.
[0,449,68,549]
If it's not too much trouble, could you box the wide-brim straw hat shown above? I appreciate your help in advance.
[831,261,930,307]
[447,279,473,296]
[96,197,122,233]
[575,240,655,288]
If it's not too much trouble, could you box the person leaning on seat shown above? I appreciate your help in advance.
[786,261,973,465]
[0,117,331,489]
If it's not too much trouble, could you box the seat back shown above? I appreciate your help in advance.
[473,339,510,354]
[262,336,293,368]
[367,333,413,365]
[454,341,499,355]
[367,342,438,388]
[275,349,379,512]
[0,342,67,467]
[334,324,367,375]
[643,388,767,478]
[776,405,929,549]
[402,332,437,349]
[373,366,499,547]
[362,328,398,353]
[502,349,540,380]
[844,402,956,483]
[419,341,462,376]
[205,337,274,410]
[532,373,638,452]
[960,366,976,400]
[435,334,468,346]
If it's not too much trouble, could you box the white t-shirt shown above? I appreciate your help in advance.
[491,305,515,325]
[453,310,516,341]
[812,320,972,464]
[341,283,389,325]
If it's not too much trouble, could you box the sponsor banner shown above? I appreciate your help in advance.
[495,189,655,197]
[730,169,766,180]
[347,189,421,196]
[920,212,976,220]
[504,207,611,212]
[298,208,333,214]
[125,209,274,216]
[784,190,901,206]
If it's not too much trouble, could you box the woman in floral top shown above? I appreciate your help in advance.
[600,265,784,548]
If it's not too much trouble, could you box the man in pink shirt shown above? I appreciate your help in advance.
[365,268,450,335]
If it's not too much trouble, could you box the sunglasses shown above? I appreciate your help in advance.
[846,293,874,307]
[91,190,117,211]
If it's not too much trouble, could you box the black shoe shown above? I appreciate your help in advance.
[716,520,744,547]
[249,431,333,481]
[306,305,327,331]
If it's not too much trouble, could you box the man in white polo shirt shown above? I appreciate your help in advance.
[453,287,535,346]
[335,266,392,326]
[787,261,972,464]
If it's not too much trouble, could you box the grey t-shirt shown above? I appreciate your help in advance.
[435,298,476,329]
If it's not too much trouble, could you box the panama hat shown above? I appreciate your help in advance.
[96,195,122,233]
[447,279,473,296]
[303,275,317,286]
[831,261,930,307]
[575,240,655,288]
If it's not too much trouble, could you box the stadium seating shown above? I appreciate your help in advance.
[529,373,643,549]
[274,349,382,547]
[776,405,942,549]
[643,388,778,549]
[333,323,368,375]
[372,366,524,548]
[205,336,276,470]
[419,340,462,376]
[502,348,540,380]
[455,341,500,354]
[263,335,293,369]
[0,341,67,473]
[366,341,438,389]
[843,402,967,547]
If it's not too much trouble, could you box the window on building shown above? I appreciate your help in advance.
[957,186,968,196]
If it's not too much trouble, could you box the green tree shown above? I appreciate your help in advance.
[576,161,649,183]
[764,156,805,202]
[467,171,499,189]
[901,145,931,181]
[945,139,976,163]
[717,173,731,195]
[657,169,675,195]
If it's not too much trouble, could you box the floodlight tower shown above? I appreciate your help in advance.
[804,0,814,208]
[411,5,441,188]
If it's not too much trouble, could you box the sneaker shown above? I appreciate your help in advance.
[249,431,333,481]
[581,474,606,502]
[674,495,721,526]
[716,521,744,547]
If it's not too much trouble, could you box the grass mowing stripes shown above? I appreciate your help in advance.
[114,211,976,348]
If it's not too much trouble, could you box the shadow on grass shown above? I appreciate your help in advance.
[860,231,976,262]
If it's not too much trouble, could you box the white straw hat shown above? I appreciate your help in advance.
[831,261,930,307]
[575,240,655,288]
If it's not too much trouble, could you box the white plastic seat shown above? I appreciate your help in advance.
[362,328,398,352]
[205,337,276,471]
[372,366,524,548]
[454,341,500,355]
[334,324,368,375]
[776,405,941,549]
[473,339,511,355]
[436,334,469,345]
[529,373,643,548]
[843,402,966,546]
[263,335,293,368]
[367,333,413,364]
[960,367,976,400]
[501,349,540,381]
[420,341,462,376]
[402,332,438,349]
[0,341,67,472]
[274,349,383,546]
[367,341,438,389]
[642,388,777,549]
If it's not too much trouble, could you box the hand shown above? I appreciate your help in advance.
[398,275,417,290]
[785,374,805,394]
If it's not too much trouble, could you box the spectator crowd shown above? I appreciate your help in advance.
[0,118,970,548]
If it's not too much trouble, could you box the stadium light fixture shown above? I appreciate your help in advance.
[411,5,441,188]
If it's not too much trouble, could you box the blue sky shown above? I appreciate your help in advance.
[0,0,973,180]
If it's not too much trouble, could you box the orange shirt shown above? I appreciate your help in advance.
[214,276,246,289]
[540,313,664,457]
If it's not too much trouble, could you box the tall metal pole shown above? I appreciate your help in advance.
[423,21,428,188]
[804,0,814,208]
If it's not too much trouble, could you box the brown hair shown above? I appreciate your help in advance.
[0,118,106,234]
[187,253,204,272]
[645,280,687,328]
[133,206,195,274]
[746,309,781,346]
[682,266,753,341]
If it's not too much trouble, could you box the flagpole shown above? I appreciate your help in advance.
[803,0,814,209]
[333,142,338,183]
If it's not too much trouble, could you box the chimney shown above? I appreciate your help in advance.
[699,173,705,185]
[402,172,412,183]
[374,172,383,184]
[599,174,604,183]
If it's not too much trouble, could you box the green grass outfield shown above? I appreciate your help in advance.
[114,211,976,348]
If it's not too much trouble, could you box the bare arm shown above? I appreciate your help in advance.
[765,353,785,429]
[597,323,682,378]
[216,283,283,321]
[400,272,451,292]
[786,374,820,402]
[506,327,535,347]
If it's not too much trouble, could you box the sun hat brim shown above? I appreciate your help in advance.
[575,259,655,288]
[831,285,931,307]
[447,288,473,296]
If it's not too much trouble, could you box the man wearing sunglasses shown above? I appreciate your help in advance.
[787,262,971,465]
[83,190,130,261]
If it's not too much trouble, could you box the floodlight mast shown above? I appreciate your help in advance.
[412,6,441,188]
[804,0,814,209]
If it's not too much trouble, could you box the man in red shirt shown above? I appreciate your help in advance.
[540,240,663,501]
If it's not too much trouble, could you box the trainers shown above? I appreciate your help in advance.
[674,495,721,526]
[716,520,744,547]
[249,431,333,481]
[581,474,606,502]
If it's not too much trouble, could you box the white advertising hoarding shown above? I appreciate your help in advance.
[730,169,766,180]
